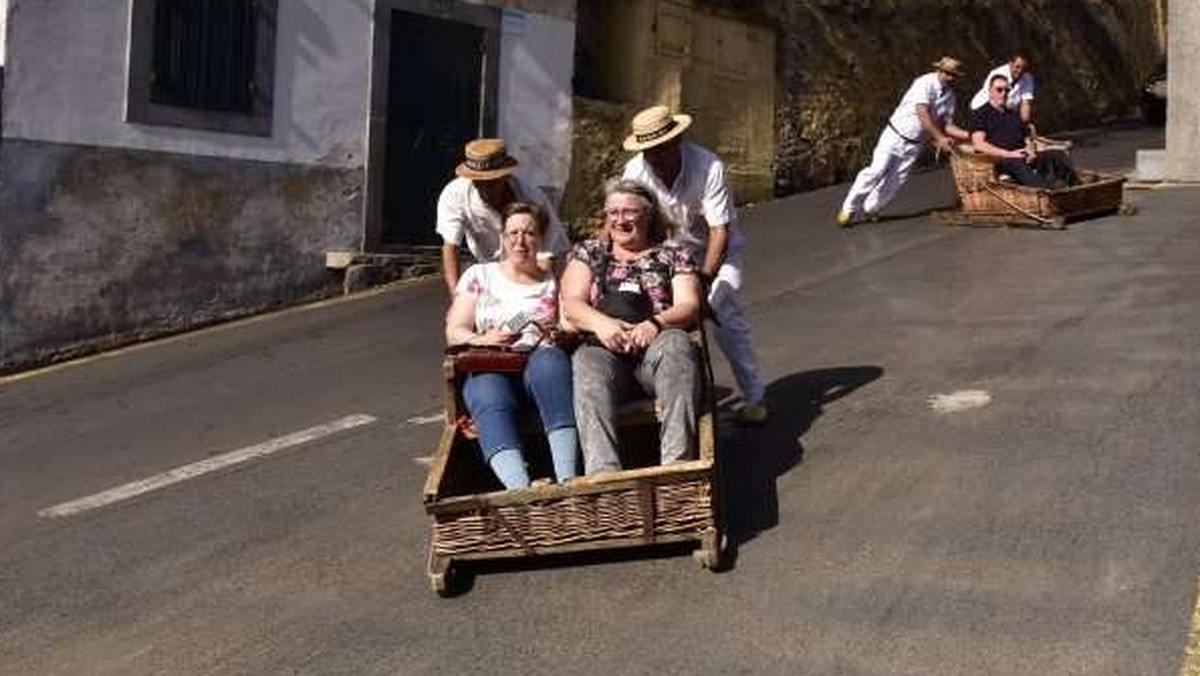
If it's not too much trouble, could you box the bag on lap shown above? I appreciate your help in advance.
[447,344,530,375]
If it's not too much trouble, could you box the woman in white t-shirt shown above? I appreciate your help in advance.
[445,203,578,489]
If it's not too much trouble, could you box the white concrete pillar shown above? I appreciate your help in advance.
[1166,0,1200,181]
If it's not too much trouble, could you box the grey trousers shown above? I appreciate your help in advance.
[573,329,700,474]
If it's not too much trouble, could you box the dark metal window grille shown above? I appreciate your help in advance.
[150,0,256,112]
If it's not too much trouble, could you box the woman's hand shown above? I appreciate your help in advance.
[471,329,519,347]
[627,320,660,350]
[594,317,634,353]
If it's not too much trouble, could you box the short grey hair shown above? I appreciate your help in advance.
[602,178,678,244]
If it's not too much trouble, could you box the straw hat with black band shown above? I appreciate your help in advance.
[456,138,519,181]
[931,56,964,77]
[623,105,694,152]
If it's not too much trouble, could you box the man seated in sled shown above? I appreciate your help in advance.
[970,74,1078,189]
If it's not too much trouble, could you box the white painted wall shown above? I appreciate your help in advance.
[497,7,575,198]
[3,0,575,187]
[0,0,8,65]
[3,0,372,168]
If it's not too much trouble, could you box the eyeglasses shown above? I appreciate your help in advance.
[992,86,1009,93]
[603,207,646,220]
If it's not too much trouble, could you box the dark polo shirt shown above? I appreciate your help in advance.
[970,103,1026,150]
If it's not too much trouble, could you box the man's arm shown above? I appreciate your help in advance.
[944,121,972,142]
[1019,99,1038,142]
[970,130,1026,160]
[1019,99,1034,127]
[701,225,729,279]
[441,243,461,297]
[699,157,736,279]
[916,103,954,150]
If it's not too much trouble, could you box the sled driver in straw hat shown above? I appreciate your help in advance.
[836,56,972,227]
[436,138,571,296]
[621,105,769,424]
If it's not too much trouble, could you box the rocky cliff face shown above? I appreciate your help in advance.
[770,0,1163,193]
[565,0,1163,226]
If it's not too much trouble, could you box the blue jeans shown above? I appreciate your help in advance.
[462,346,576,463]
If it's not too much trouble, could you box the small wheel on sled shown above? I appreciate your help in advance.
[1047,216,1067,230]
[429,551,471,597]
[693,529,725,571]
[1118,202,1139,217]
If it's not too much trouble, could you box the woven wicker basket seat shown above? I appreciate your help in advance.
[422,331,723,594]
[947,143,1126,228]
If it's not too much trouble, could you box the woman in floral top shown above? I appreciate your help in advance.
[445,203,579,489]
[561,179,702,473]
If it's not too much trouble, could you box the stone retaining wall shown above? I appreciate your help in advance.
[565,0,1164,223]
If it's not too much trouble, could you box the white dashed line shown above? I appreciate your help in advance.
[405,412,445,426]
[928,390,992,414]
[38,414,378,519]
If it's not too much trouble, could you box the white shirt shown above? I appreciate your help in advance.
[456,262,558,349]
[888,72,957,143]
[435,175,571,263]
[970,63,1035,110]
[622,140,743,259]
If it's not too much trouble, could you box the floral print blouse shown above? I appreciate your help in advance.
[570,239,698,314]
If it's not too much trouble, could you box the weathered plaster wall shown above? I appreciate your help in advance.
[0,0,371,369]
[3,0,371,168]
[0,140,361,369]
[572,0,776,203]
[560,97,636,238]
[1166,0,1200,180]
[0,0,8,65]
[770,0,1164,192]
[497,7,575,200]
[566,0,1163,217]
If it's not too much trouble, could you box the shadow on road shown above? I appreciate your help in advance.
[719,366,884,561]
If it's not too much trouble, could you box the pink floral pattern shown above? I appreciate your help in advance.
[571,239,697,313]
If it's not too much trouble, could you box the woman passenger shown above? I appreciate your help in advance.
[444,202,579,489]
[560,179,702,474]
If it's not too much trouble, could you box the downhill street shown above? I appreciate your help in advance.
[4,123,1200,675]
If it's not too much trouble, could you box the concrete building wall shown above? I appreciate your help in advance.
[0,0,371,369]
[0,0,8,65]
[497,7,575,201]
[1166,0,1200,181]
[0,0,578,371]
[563,0,776,234]
[4,0,371,168]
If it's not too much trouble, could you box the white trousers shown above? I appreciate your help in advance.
[708,247,766,405]
[841,127,924,216]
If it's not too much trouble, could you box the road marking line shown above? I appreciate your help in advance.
[928,390,992,414]
[1181,583,1200,676]
[38,414,378,519]
[414,456,434,467]
[405,412,445,426]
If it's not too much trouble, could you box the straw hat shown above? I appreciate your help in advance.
[455,138,518,180]
[622,105,693,152]
[931,56,964,77]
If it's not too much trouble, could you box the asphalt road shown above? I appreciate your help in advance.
[4,123,1199,675]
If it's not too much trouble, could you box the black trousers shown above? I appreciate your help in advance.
[998,149,1078,189]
